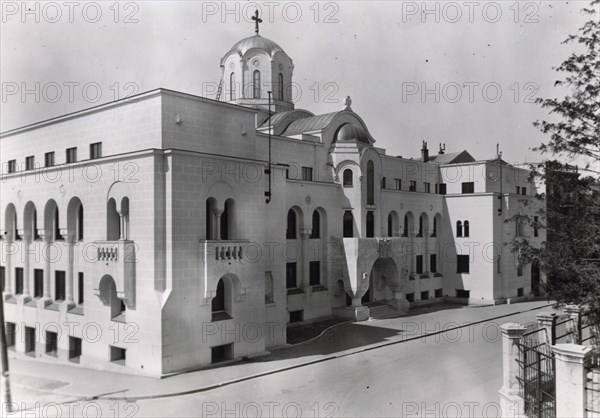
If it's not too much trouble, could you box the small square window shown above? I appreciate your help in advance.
[409,181,417,192]
[462,182,474,194]
[90,142,102,159]
[110,346,126,365]
[420,291,429,300]
[301,167,313,181]
[438,183,447,195]
[456,289,470,298]
[406,293,415,303]
[434,288,443,298]
[517,288,524,297]
[211,343,233,364]
[289,310,303,323]
[45,152,55,167]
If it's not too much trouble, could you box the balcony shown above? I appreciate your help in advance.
[199,240,250,264]
[92,240,136,306]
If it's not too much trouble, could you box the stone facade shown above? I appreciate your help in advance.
[0,32,545,376]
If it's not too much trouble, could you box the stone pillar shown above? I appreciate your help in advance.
[537,312,557,345]
[300,229,311,292]
[390,291,409,313]
[498,323,526,417]
[213,208,223,240]
[564,305,582,344]
[553,343,592,418]
[64,234,75,307]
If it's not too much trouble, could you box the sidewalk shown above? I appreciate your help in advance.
[6,300,557,411]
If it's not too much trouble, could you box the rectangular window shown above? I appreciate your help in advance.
[289,310,304,323]
[406,293,415,303]
[55,271,66,301]
[521,187,527,195]
[416,255,423,274]
[66,147,77,164]
[434,288,443,298]
[78,272,84,304]
[309,261,321,286]
[461,182,475,194]
[15,267,23,295]
[45,152,55,167]
[265,272,274,304]
[25,156,35,170]
[89,142,102,159]
[6,323,15,348]
[381,177,386,189]
[456,289,470,298]
[517,288,524,297]
[533,216,539,237]
[110,346,126,365]
[517,264,523,276]
[211,343,232,364]
[34,269,43,298]
[430,254,437,273]
[457,255,470,274]
[438,183,447,195]
[515,186,521,194]
[7,160,16,173]
[301,166,313,181]
[286,262,297,289]
[424,182,431,193]
[69,337,82,361]
[0,266,5,292]
[409,180,417,192]
[25,326,36,354]
[420,291,429,300]
[394,178,401,190]
[46,331,58,357]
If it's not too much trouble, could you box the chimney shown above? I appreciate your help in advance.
[421,140,429,162]
[439,143,446,155]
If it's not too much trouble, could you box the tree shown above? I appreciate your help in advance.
[512,1,600,346]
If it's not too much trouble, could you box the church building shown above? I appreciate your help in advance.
[0,23,544,376]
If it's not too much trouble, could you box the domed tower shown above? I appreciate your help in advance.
[219,13,294,112]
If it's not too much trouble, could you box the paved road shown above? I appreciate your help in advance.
[7,301,556,417]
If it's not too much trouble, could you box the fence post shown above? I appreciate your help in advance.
[553,343,592,418]
[499,323,527,417]
[537,312,557,345]
[565,305,582,344]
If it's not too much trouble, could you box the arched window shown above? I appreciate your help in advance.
[403,214,409,237]
[310,211,320,239]
[464,221,470,237]
[432,216,437,237]
[286,209,297,239]
[367,161,374,205]
[77,205,84,241]
[343,169,353,187]
[212,279,225,313]
[278,72,284,101]
[13,212,21,240]
[456,221,463,237]
[253,70,261,99]
[388,213,393,237]
[343,211,353,238]
[220,199,235,240]
[229,72,236,101]
[366,211,374,238]
[418,216,424,237]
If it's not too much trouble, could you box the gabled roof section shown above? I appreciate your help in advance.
[429,150,475,164]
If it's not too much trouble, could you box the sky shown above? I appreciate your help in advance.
[0,1,593,165]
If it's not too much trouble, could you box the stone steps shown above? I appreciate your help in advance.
[367,302,403,320]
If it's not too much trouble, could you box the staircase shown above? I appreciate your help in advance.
[366,301,403,320]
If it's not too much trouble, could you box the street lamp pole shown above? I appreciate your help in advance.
[0,291,13,413]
